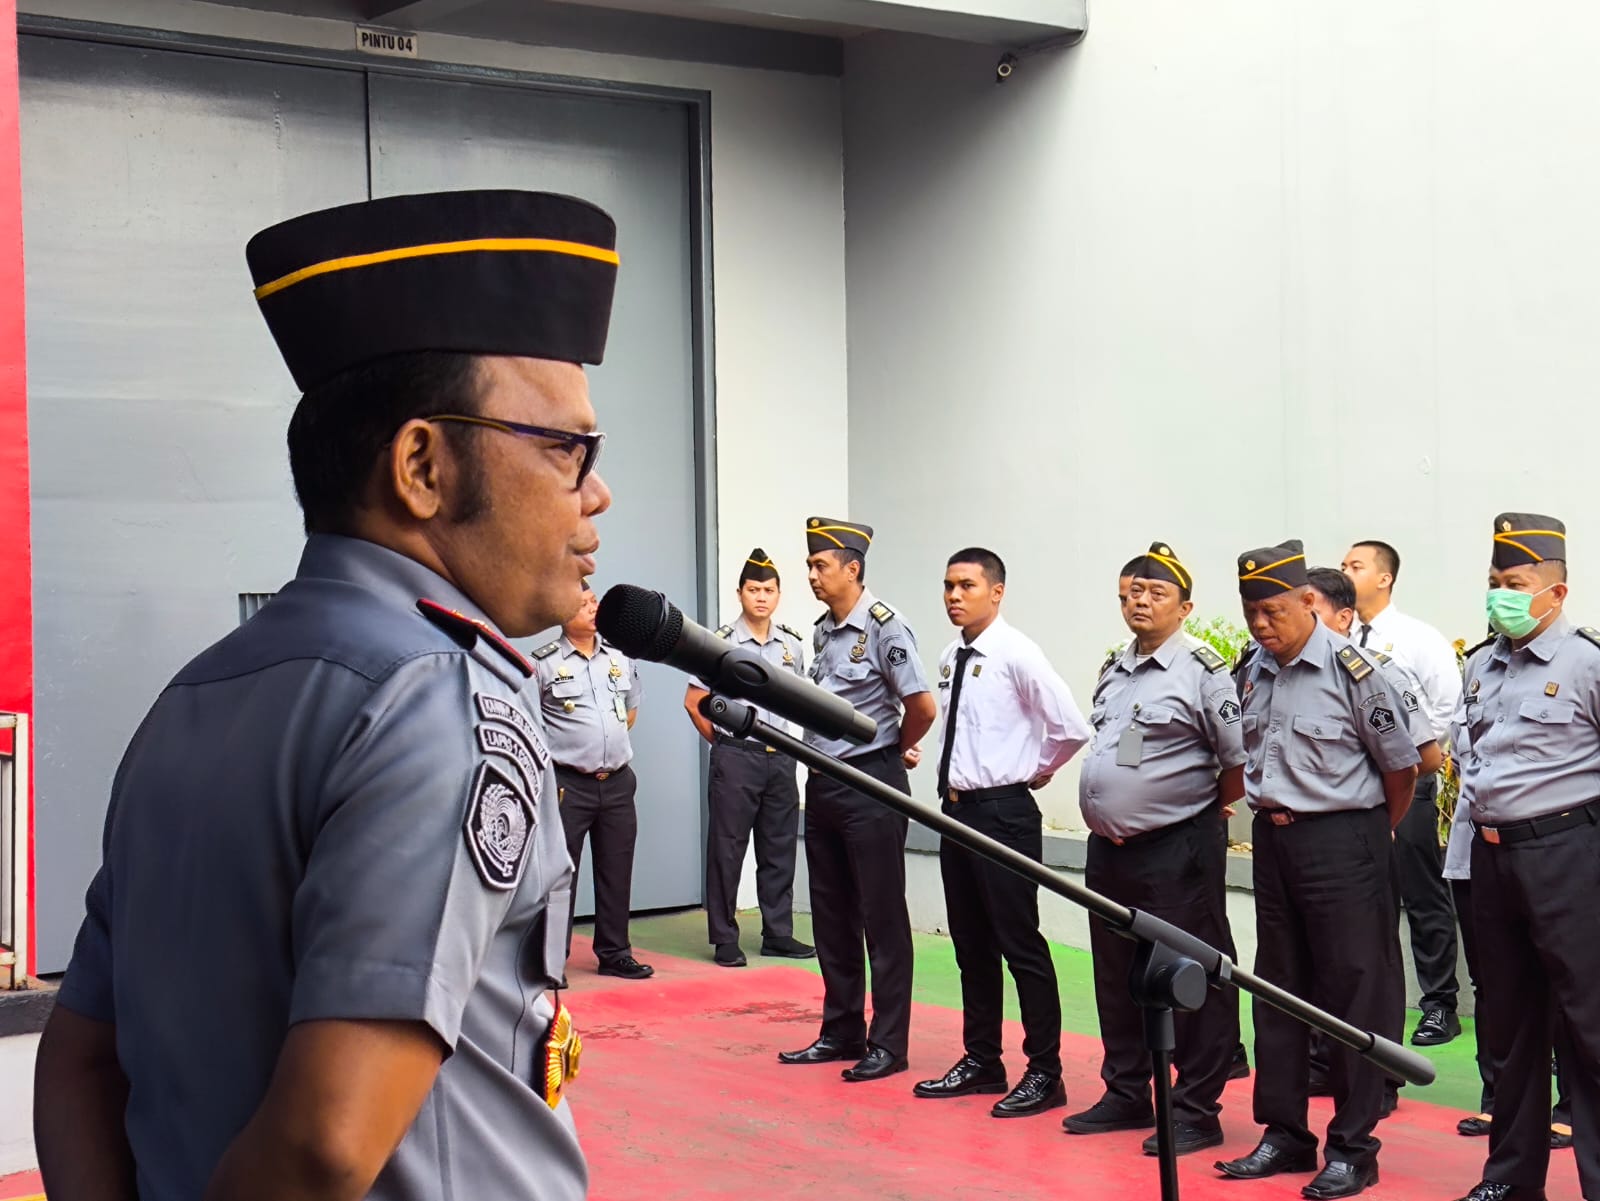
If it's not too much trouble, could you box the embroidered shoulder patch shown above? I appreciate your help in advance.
[1367,705,1397,735]
[1192,644,1227,673]
[887,645,909,667]
[475,693,551,766]
[1218,699,1241,725]
[464,761,536,891]
[418,599,534,678]
[868,601,895,624]
[478,725,542,793]
[1402,690,1420,714]
[1336,645,1374,683]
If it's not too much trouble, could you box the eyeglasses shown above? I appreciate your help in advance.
[428,414,605,487]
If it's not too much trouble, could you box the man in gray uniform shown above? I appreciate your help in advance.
[1069,543,1243,1156]
[1216,540,1419,1201]
[33,189,618,1201]
[778,517,936,1082]
[534,580,653,981]
[1451,513,1600,1201]
[684,548,814,967]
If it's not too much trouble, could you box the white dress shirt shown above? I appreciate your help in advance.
[935,615,1092,789]
[1353,602,1462,741]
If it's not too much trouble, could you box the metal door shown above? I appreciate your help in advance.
[367,74,702,918]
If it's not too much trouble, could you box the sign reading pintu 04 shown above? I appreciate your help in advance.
[356,26,420,58]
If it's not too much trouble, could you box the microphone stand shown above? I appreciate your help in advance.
[700,695,1433,1201]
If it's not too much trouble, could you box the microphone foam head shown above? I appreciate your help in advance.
[595,584,681,660]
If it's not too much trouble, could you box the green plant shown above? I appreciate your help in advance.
[1105,614,1251,666]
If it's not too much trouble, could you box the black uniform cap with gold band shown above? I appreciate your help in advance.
[739,548,780,585]
[805,517,873,556]
[1130,541,1192,593]
[1491,512,1566,569]
[246,189,619,392]
[1238,539,1309,601]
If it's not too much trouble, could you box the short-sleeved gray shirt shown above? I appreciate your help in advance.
[806,589,931,759]
[1239,619,1421,814]
[1079,633,1246,839]
[690,615,807,741]
[532,635,641,773]
[55,534,585,1201]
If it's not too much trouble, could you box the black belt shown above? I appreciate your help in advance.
[945,783,1031,805]
[557,765,627,781]
[715,735,781,755]
[1475,798,1600,845]
[1252,805,1378,827]
[841,744,900,764]
[1096,809,1207,847]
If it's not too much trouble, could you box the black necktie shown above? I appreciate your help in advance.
[1358,623,1370,647]
[937,647,975,800]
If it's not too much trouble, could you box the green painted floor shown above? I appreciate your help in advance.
[605,907,1486,1114]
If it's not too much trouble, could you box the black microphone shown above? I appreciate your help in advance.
[596,584,877,746]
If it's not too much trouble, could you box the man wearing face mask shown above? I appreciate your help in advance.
[1451,514,1600,1201]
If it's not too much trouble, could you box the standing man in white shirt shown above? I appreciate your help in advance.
[1341,540,1464,1047]
[912,548,1092,1119]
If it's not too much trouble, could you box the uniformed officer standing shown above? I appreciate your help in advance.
[683,548,815,967]
[34,190,617,1201]
[1068,543,1243,1156]
[913,547,1091,1118]
[1452,513,1600,1201]
[779,517,935,1082]
[1215,540,1419,1201]
[534,580,653,981]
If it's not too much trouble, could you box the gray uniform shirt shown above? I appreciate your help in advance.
[1443,697,1477,880]
[1079,632,1247,839]
[1240,619,1421,813]
[806,589,931,759]
[690,615,807,741]
[533,635,641,773]
[1363,645,1433,748]
[1463,616,1600,824]
[56,534,585,1201]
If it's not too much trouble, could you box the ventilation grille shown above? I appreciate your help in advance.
[238,593,276,625]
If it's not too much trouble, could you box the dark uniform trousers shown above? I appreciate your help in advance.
[1251,806,1400,1169]
[1471,817,1600,1198]
[706,738,800,945]
[556,764,638,964]
[1086,812,1236,1128]
[804,745,914,1058]
[940,786,1062,1077]
[1393,775,1460,1012]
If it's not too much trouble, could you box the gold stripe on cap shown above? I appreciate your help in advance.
[807,524,872,547]
[1239,551,1304,591]
[747,556,775,568]
[1494,529,1565,563]
[1145,551,1191,591]
[254,236,621,300]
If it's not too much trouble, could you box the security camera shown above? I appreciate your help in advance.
[996,53,1017,82]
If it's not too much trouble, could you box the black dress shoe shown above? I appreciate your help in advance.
[1452,1182,1548,1201]
[841,1044,908,1082]
[1457,1114,1492,1137]
[1302,1162,1378,1200]
[1062,1097,1155,1134]
[1412,1008,1462,1046]
[992,1069,1066,1118]
[597,955,654,980]
[713,942,747,967]
[760,935,816,958]
[777,1036,867,1065]
[1143,1122,1225,1156]
[1550,1123,1573,1150]
[913,1054,1008,1098]
[1229,1044,1251,1080]
[1215,1141,1320,1179]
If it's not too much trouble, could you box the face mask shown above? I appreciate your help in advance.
[1485,584,1556,639]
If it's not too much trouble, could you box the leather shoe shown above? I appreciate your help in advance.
[1302,1162,1378,1200]
[778,1036,866,1065]
[913,1054,1007,1098]
[1412,1008,1462,1046]
[597,955,654,980]
[1551,1123,1572,1150]
[1229,1043,1251,1081]
[1063,1097,1155,1134]
[1144,1122,1225,1156]
[761,935,816,958]
[842,1044,907,1082]
[1457,1114,1492,1137]
[1451,1183,1547,1201]
[1215,1141,1319,1179]
[713,942,746,967]
[991,1069,1066,1118]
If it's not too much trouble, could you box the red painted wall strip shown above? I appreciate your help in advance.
[0,0,36,977]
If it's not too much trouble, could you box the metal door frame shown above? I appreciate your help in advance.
[17,13,721,902]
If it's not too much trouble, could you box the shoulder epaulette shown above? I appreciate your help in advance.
[1370,649,1391,665]
[1461,634,1496,661]
[1192,644,1227,674]
[868,601,895,624]
[814,612,827,626]
[531,640,561,660]
[416,598,534,678]
[1335,644,1375,683]
[715,624,733,639]
[778,623,804,642]
[1097,649,1118,679]
[1578,627,1600,651]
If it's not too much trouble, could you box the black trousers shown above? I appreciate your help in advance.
[1472,818,1600,1197]
[556,764,638,964]
[1086,813,1237,1129]
[1394,776,1460,1012]
[939,787,1062,1077]
[804,746,914,1058]
[705,740,800,945]
[1251,807,1400,1169]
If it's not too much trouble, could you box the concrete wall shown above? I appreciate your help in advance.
[842,4,1600,828]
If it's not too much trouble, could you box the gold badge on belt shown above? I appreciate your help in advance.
[543,999,583,1110]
